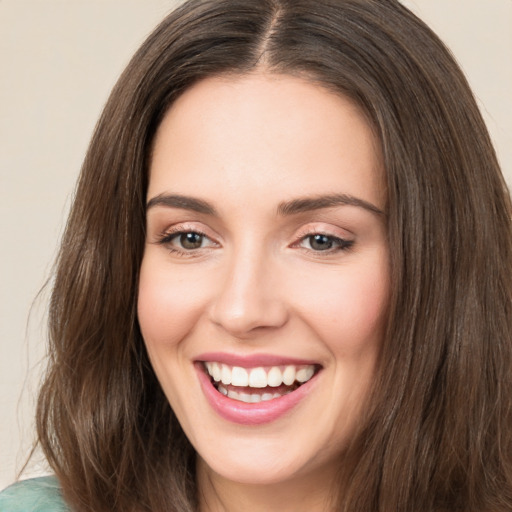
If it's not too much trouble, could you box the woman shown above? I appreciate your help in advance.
[2,0,511,510]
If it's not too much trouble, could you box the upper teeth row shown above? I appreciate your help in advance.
[204,362,315,388]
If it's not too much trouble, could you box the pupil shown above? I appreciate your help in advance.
[181,232,203,249]
[310,234,332,251]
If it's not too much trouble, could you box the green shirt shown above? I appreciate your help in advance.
[0,476,70,512]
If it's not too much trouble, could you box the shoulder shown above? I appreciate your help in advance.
[0,476,70,512]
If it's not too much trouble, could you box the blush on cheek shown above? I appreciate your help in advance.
[291,267,388,354]
[138,283,186,348]
[139,281,218,360]
[341,264,390,329]
[344,292,388,338]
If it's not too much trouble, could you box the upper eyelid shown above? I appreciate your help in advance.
[155,221,218,239]
[158,228,217,246]
[151,220,354,246]
[159,229,208,241]
[293,233,353,248]
[292,222,354,240]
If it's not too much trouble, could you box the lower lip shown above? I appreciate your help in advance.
[195,363,318,425]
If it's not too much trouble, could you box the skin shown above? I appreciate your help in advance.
[138,72,389,512]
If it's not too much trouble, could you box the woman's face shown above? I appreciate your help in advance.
[138,73,389,490]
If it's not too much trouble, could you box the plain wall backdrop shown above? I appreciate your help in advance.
[1,0,511,489]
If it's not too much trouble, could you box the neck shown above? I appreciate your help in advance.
[196,457,338,512]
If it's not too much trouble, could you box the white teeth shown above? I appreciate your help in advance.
[248,367,267,388]
[211,362,221,382]
[239,392,251,403]
[231,366,249,386]
[204,362,317,389]
[233,392,269,404]
[221,364,231,385]
[221,389,287,403]
[227,390,239,400]
[282,365,296,385]
[267,367,283,387]
[296,366,315,383]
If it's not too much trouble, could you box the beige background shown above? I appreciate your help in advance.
[1,0,511,489]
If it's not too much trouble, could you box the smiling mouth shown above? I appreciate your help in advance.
[203,362,320,404]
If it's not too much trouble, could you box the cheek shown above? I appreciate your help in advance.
[137,259,209,417]
[289,260,389,354]
[137,257,207,348]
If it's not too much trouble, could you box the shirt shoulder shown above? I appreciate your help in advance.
[0,476,70,512]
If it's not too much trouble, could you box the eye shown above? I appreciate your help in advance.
[176,232,206,250]
[158,229,217,252]
[298,233,353,252]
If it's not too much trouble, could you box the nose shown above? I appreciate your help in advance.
[208,247,289,339]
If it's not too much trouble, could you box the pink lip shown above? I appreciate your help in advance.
[194,360,320,426]
[195,351,318,368]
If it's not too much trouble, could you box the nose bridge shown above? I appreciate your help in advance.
[209,239,288,337]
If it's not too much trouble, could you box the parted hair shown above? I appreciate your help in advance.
[35,0,512,510]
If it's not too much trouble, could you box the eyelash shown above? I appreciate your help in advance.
[293,232,354,254]
[156,228,354,256]
[156,228,214,257]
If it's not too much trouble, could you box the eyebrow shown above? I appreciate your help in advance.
[146,192,384,217]
[277,193,385,216]
[146,193,217,215]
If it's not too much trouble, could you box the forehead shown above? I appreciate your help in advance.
[149,72,385,211]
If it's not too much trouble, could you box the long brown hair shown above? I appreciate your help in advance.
[36,0,512,510]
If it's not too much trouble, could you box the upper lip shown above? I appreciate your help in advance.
[195,352,321,368]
